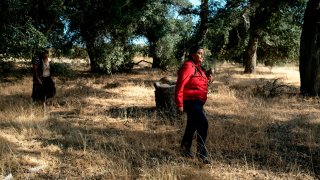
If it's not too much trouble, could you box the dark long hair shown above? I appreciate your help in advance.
[188,45,204,60]
[39,49,49,59]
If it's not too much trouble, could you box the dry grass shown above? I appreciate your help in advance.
[0,62,319,179]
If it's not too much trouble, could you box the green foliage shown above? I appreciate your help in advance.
[259,27,301,66]
[258,3,305,65]
[0,61,14,74]
[0,0,308,74]
[133,44,149,57]
[0,0,65,59]
[64,0,150,73]
[0,0,47,58]
[155,33,182,68]
[52,45,88,59]
[1,21,48,58]
[203,0,306,67]
[71,46,89,59]
[50,62,75,78]
[135,0,193,69]
[223,20,248,64]
[91,42,135,74]
[205,1,249,63]
[206,26,229,62]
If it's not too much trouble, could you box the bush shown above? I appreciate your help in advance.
[92,42,135,74]
[50,62,75,78]
[0,60,14,74]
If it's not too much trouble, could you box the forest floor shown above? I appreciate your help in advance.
[0,60,320,179]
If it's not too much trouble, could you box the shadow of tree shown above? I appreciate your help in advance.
[33,111,179,178]
[2,97,319,178]
[0,135,17,156]
[122,79,158,87]
[219,77,300,98]
[61,84,115,99]
[0,62,32,83]
[105,106,180,122]
[0,93,32,112]
[106,106,157,119]
[2,64,319,178]
[103,82,121,89]
[208,113,320,178]
[264,115,320,176]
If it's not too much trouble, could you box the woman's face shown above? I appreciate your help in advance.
[191,49,205,63]
[42,53,49,61]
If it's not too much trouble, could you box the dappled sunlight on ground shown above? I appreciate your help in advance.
[0,63,318,179]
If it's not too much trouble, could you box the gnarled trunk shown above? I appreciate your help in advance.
[244,31,259,73]
[150,43,161,68]
[81,27,101,73]
[299,0,320,95]
[194,0,208,46]
[86,45,100,73]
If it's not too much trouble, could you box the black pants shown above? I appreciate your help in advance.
[32,76,56,102]
[181,99,208,156]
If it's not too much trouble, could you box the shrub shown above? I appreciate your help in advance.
[50,62,75,78]
[0,60,14,74]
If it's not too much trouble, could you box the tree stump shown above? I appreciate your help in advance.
[154,77,177,119]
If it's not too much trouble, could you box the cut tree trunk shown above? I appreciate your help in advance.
[154,78,177,119]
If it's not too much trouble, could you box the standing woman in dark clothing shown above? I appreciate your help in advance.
[32,49,56,105]
[175,46,213,164]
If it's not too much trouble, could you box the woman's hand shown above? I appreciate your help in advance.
[207,74,214,83]
[37,78,42,85]
[206,68,214,83]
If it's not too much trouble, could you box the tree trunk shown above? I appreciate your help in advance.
[150,43,162,68]
[154,79,177,120]
[244,30,259,73]
[86,45,100,73]
[194,0,209,46]
[299,0,320,96]
[152,56,161,68]
[243,1,274,74]
[81,27,102,73]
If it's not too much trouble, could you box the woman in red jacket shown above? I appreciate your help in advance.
[175,46,212,164]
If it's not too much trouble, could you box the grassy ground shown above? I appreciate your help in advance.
[0,61,319,179]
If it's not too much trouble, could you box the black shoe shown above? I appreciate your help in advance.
[199,156,211,164]
[197,153,211,164]
[180,148,193,158]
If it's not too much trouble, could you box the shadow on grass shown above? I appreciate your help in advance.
[0,93,32,112]
[32,111,178,178]
[2,65,319,178]
[106,106,157,119]
[0,135,18,156]
[121,79,159,87]
[2,100,319,178]
[264,115,320,176]
[0,62,32,83]
[209,112,320,178]
[106,106,181,122]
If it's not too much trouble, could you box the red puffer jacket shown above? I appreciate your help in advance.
[175,60,208,107]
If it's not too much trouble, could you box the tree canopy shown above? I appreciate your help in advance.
[0,0,307,75]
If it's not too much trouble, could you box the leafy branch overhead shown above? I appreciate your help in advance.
[0,0,308,78]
